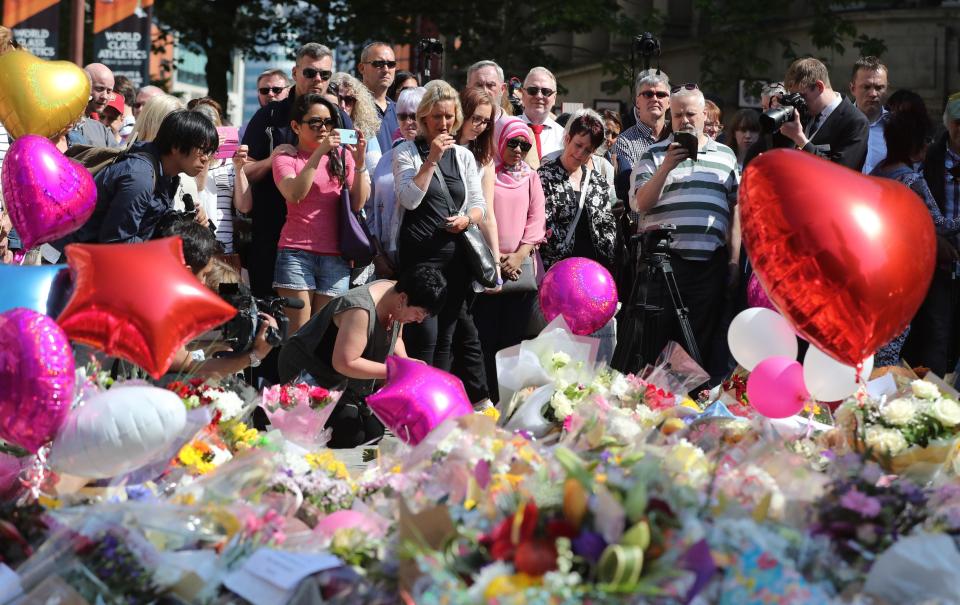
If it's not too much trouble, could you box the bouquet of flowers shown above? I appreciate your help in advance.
[261,383,341,448]
[834,378,960,475]
[166,377,247,423]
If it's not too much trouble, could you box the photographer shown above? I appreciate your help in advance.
[164,220,279,379]
[631,84,740,381]
[778,57,869,171]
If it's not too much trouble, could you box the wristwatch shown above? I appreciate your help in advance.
[248,351,262,368]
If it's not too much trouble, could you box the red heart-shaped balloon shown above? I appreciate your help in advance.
[0,135,96,249]
[740,149,936,366]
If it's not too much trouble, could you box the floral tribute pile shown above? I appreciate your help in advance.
[4,324,960,604]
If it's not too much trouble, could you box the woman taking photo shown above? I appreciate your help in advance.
[473,117,546,399]
[392,80,490,404]
[279,264,447,448]
[273,93,369,333]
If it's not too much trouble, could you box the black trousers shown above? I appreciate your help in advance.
[401,243,489,403]
[653,250,728,384]
[902,267,958,375]
[472,291,539,402]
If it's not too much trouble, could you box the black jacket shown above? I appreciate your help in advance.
[923,131,949,214]
[799,96,870,171]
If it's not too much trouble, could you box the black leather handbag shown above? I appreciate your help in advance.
[434,163,498,288]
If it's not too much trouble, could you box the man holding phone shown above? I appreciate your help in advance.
[242,42,355,299]
[630,84,740,382]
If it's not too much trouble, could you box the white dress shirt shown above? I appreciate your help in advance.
[520,114,565,158]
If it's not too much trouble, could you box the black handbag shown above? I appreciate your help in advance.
[337,149,378,265]
[433,162,498,288]
[498,256,538,293]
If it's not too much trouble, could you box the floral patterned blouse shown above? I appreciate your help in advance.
[537,157,617,270]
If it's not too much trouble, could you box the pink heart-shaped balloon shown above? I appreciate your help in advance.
[1,135,96,249]
[0,308,75,452]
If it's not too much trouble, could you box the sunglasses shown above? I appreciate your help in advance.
[301,68,333,81]
[639,90,669,99]
[259,86,285,95]
[365,60,397,69]
[524,86,555,98]
[338,95,357,105]
[397,112,417,122]
[302,117,336,130]
[671,83,699,93]
[505,138,532,152]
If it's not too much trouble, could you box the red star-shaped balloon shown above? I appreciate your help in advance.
[56,237,236,378]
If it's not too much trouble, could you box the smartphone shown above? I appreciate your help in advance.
[214,126,240,160]
[673,131,698,162]
[335,128,358,145]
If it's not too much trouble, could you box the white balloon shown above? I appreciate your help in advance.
[49,385,187,479]
[803,345,874,401]
[727,307,799,371]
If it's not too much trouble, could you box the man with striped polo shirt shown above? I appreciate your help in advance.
[630,84,740,380]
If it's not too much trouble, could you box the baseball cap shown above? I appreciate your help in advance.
[105,94,125,115]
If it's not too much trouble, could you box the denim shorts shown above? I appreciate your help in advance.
[273,248,351,296]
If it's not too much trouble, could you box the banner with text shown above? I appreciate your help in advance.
[92,0,153,88]
[2,0,60,59]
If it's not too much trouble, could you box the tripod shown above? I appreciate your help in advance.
[611,230,702,375]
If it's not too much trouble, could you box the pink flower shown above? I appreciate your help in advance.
[840,488,882,518]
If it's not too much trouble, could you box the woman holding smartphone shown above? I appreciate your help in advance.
[273,93,369,333]
[392,80,490,405]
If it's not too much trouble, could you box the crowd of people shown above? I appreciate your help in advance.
[2,26,960,447]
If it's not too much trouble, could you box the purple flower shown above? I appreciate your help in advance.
[840,488,882,518]
[572,530,607,563]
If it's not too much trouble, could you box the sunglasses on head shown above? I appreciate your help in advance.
[303,117,336,130]
[505,137,532,152]
[639,90,669,99]
[524,86,555,98]
[301,68,333,81]
[397,112,417,122]
[365,60,397,69]
[671,83,699,93]
[259,86,285,95]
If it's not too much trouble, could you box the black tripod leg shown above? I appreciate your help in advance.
[660,260,703,368]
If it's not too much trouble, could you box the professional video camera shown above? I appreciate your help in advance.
[637,223,675,259]
[217,283,303,353]
[760,91,807,133]
[418,38,443,55]
[634,32,661,59]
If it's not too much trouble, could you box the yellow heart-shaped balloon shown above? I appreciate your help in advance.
[0,50,90,139]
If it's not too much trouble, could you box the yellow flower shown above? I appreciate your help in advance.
[464,498,477,510]
[480,406,501,421]
[680,398,700,411]
[390,464,403,474]
[484,574,539,602]
[596,473,608,484]
[178,442,215,474]
[305,451,350,480]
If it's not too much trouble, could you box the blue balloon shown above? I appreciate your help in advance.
[0,264,72,316]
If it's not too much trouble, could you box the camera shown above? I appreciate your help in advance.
[637,224,676,259]
[760,92,807,133]
[418,38,443,55]
[217,283,302,353]
[634,32,661,58]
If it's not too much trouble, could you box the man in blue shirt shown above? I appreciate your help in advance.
[359,41,400,152]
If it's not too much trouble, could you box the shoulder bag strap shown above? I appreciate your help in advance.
[563,169,590,247]
[368,320,402,394]
[431,154,459,215]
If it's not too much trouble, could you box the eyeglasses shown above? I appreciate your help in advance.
[505,138,532,152]
[469,115,491,128]
[259,86,285,95]
[338,95,357,106]
[524,86,555,98]
[364,60,397,69]
[639,90,669,99]
[301,68,333,81]
[195,147,216,158]
[302,117,336,130]
[671,83,699,93]
[397,112,417,122]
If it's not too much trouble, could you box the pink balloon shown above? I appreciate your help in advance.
[746,272,776,311]
[746,356,809,419]
[0,452,23,500]
[0,308,75,452]
[366,356,473,445]
[539,257,618,336]
[0,135,96,249]
[313,510,387,539]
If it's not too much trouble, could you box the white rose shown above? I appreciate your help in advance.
[911,380,942,400]
[609,373,631,399]
[550,352,572,369]
[551,391,575,419]
[931,398,960,428]
[864,427,908,456]
[880,398,917,426]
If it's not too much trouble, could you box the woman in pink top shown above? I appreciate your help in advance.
[273,94,370,332]
[472,116,546,400]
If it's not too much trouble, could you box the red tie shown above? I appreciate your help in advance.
[529,124,545,159]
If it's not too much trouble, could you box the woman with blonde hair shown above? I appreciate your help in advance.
[330,72,382,172]
[392,79,490,404]
[126,94,185,145]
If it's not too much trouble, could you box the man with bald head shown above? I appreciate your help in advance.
[67,63,120,148]
[133,85,164,118]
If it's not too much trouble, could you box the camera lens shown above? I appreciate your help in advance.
[760,106,794,133]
